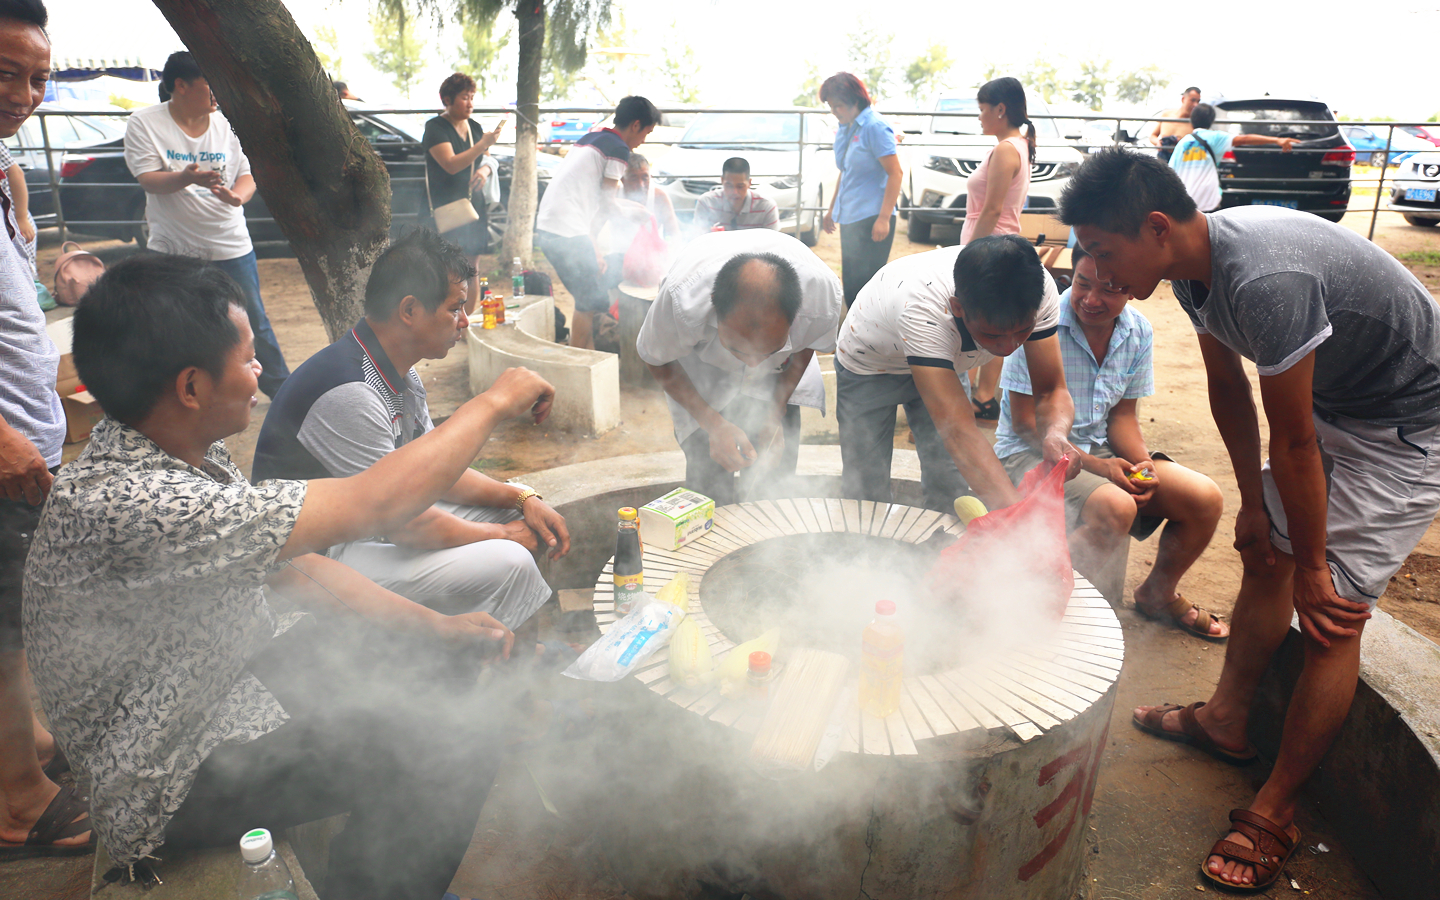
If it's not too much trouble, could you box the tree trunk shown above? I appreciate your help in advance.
[500,0,545,269]
[151,0,392,342]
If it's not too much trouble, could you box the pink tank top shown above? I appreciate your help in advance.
[960,135,1031,245]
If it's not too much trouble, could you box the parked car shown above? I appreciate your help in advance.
[546,112,605,145]
[900,93,1085,243]
[1399,125,1440,148]
[1338,124,1434,166]
[1206,98,1353,222]
[654,109,836,245]
[591,106,698,168]
[1386,150,1440,226]
[57,103,556,248]
[2,102,128,229]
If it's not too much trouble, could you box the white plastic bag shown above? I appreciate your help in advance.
[563,596,685,682]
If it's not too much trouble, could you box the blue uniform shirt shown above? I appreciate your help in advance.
[832,105,897,224]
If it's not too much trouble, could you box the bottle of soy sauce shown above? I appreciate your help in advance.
[614,507,643,613]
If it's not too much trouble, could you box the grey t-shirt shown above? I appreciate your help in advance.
[0,189,63,467]
[1175,207,1440,426]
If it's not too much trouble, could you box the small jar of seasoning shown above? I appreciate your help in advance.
[747,651,774,702]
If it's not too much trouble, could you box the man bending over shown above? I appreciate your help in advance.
[994,245,1226,636]
[23,253,556,899]
[1060,148,1440,891]
[254,228,568,652]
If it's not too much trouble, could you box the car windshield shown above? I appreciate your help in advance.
[931,97,1060,138]
[1213,104,1338,139]
[680,113,800,150]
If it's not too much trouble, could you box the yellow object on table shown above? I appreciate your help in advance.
[953,495,989,525]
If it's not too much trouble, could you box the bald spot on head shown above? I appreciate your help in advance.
[715,259,792,366]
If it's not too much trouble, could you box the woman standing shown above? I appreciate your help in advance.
[820,73,903,307]
[423,72,504,311]
[963,76,1035,421]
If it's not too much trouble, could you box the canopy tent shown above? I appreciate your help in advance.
[50,59,162,83]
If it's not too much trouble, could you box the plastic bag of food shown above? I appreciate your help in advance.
[716,629,781,697]
[669,616,714,687]
[563,596,685,683]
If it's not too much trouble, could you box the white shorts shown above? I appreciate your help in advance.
[1262,412,1440,608]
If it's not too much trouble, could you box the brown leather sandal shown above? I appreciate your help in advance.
[1132,701,1258,766]
[1136,592,1229,642]
[1200,808,1301,892]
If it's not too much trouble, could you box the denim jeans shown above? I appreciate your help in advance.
[212,251,290,397]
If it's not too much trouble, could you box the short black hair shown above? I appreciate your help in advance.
[1182,86,1201,96]
[333,81,348,95]
[711,252,802,324]
[1058,147,1198,237]
[1190,103,1216,130]
[721,157,750,177]
[952,235,1045,330]
[73,254,246,425]
[161,51,204,99]
[614,95,660,130]
[364,227,477,320]
[0,0,47,29]
[1069,243,1089,265]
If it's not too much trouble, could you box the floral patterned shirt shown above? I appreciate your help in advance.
[22,417,308,865]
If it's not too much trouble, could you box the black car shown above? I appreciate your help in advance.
[56,106,554,247]
[2,104,130,229]
[1209,98,1353,223]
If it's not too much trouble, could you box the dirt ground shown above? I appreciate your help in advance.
[12,195,1437,900]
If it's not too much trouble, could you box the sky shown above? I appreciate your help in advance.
[49,0,1440,121]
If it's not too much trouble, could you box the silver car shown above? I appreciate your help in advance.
[1387,151,1440,227]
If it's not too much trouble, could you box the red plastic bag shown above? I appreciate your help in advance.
[622,214,668,288]
[927,459,1074,619]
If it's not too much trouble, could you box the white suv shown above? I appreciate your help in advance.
[1387,150,1440,227]
[901,94,1084,243]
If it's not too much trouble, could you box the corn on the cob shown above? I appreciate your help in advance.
[669,616,713,687]
[655,571,690,613]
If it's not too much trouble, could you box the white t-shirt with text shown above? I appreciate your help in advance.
[124,102,253,261]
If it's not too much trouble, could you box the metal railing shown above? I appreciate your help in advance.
[17,105,1438,245]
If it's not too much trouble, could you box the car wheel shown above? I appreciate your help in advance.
[898,193,910,221]
[1404,214,1440,227]
[907,216,932,244]
[799,190,821,247]
[486,203,507,249]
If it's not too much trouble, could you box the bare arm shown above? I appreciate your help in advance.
[428,120,504,175]
[1231,134,1297,151]
[1022,335,1079,474]
[6,163,29,230]
[875,154,903,222]
[655,189,683,239]
[648,359,756,472]
[911,365,1022,509]
[0,414,51,504]
[209,173,256,208]
[968,140,1022,240]
[136,162,222,195]
[822,173,842,233]
[280,367,553,560]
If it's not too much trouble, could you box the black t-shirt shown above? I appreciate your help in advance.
[422,116,481,208]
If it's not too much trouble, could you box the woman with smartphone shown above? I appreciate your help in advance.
[423,72,505,310]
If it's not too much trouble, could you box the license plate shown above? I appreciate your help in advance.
[1251,199,1299,209]
[1408,187,1438,203]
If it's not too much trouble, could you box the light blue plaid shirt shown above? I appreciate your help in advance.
[993,288,1154,459]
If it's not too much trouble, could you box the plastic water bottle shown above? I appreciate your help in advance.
[859,600,903,718]
[512,257,525,303]
[237,828,298,900]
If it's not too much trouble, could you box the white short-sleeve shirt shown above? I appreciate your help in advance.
[835,245,1061,376]
[636,230,843,441]
[123,102,254,261]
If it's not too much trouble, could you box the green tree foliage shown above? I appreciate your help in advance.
[1069,60,1110,110]
[1020,58,1064,103]
[903,43,952,104]
[1113,64,1168,105]
[793,63,823,108]
[365,5,425,98]
[661,39,702,105]
[312,24,344,79]
[844,19,895,102]
[455,17,511,96]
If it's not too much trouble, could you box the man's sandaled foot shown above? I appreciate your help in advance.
[1135,591,1229,642]
[1201,808,1300,892]
[0,784,94,860]
[1132,701,1258,766]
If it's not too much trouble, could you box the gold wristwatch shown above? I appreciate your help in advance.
[514,487,541,511]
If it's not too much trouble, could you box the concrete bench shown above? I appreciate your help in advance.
[466,293,619,435]
[90,817,338,899]
[1253,610,1440,897]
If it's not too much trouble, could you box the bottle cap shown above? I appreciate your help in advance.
[748,651,772,674]
[875,600,897,616]
[618,507,638,521]
[239,828,273,862]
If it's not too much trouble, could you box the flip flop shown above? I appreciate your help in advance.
[41,745,70,782]
[0,784,95,860]
[1136,593,1229,642]
[971,398,1001,421]
[1132,701,1258,766]
[1200,808,1301,892]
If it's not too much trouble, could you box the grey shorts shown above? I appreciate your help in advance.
[536,231,609,313]
[1000,444,1170,541]
[1263,412,1440,608]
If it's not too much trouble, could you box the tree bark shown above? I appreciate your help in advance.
[151,0,392,342]
[500,0,545,269]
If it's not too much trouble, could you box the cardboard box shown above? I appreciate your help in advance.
[61,389,102,443]
[639,488,715,551]
[46,316,76,390]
